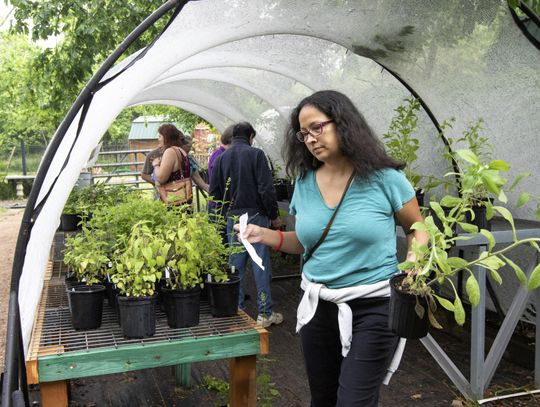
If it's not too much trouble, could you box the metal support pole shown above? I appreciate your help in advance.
[470,245,487,400]
[535,252,540,388]
[20,139,27,176]
[420,334,473,399]
[484,253,540,390]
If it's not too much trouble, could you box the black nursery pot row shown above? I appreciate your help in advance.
[66,275,241,339]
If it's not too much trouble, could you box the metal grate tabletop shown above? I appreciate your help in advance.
[28,255,260,361]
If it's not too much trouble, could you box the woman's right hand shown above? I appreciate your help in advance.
[233,223,265,244]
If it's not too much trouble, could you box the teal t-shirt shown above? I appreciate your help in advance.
[289,168,415,288]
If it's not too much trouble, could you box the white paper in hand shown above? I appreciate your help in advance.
[239,212,265,270]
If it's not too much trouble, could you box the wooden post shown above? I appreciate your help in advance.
[174,363,191,387]
[229,355,256,407]
[40,380,69,407]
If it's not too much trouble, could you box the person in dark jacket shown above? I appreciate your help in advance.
[209,122,283,327]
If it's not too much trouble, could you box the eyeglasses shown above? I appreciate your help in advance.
[295,120,333,143]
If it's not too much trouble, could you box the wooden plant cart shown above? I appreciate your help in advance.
[26,233,268,407]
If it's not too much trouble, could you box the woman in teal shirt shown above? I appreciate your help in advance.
[237,90,427,406]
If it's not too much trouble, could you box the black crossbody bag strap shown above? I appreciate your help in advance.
[303,171,356,264]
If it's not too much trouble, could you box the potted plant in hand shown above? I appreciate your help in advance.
[389,194,540,339]
[63,230,109,330]
[112,222,170,338]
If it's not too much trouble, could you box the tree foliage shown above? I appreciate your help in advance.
[3,1,211,148]
[0,32,54,149]
[9,0,167,119]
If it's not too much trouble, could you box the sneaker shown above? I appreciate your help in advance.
[257,312,284,328]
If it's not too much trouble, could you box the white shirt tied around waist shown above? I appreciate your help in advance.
[296,273,391,356]
[296,273,406,385]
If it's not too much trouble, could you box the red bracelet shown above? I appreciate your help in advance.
[274,229,283,251]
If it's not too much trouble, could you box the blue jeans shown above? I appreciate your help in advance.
[227,214,273,315]
[300,297,398,406]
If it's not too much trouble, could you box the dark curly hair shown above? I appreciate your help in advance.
[158,124,184,149]
[282,90,404,180]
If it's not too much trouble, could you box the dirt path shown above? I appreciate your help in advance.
[0,208,24,371]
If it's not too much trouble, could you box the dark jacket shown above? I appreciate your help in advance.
[209,138,278,220]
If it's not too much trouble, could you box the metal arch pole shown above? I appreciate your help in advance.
[1,2,188,406]
[535,251,540,388]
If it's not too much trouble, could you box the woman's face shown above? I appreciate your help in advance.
[298,105,341,163]
[158,133,164,149]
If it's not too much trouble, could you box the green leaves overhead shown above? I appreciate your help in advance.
[10,0,166,115]
[4,1,208,147]
[0,32,56,148]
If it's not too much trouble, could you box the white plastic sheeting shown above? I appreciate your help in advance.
[19,0,540,351]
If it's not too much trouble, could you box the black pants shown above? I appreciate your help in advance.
[300,297,398,407]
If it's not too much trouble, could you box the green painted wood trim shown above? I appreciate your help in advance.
[175,364,191,387]
[38,331,261,382]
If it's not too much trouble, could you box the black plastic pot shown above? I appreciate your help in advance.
[155,277,168,313]
[465,204,491,231]
[286,183,295,201]
[66,284,106,330]
[274,182,289,201]
[207,275,241,317]
[65,275,86,290]
[60,213,83,231]
[388,274,429,339]
[200,274,210,301]
[415,189,425,207]
[117,295,157,338]
[104,281,119,309]
[161,286,201,328]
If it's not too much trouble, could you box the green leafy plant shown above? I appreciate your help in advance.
[63,229,110,285]
[511,173,540,219]
[112,222,170,297]
[163,212,213,290]
[63,183,133,215]
[437,120,529,224]
[88,193,177,257]
[63,187,86,215]
[201,374,229,406]
[398,197,540,328]
[445,148,510,219]
[383,97,425,191]
[396,118,540,327]
[257,357,280,407]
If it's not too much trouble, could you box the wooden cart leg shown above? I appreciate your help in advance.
[174,363,192,387]
[40,380,68,407]
[229,355,256,407]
